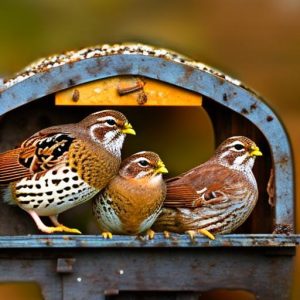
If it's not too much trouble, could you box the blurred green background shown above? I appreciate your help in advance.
[0,0,300,299]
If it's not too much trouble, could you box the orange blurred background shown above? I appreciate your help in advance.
[0,0,299,299]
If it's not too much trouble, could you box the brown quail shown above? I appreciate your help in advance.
[152,136,262,240]
[0,110,135,234]
[93,151,168,239]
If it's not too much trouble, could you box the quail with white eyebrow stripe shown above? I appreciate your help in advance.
[93,151,168,239]
[152,136,262,240]
[0,110,135,234]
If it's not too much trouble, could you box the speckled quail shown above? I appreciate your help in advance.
[152,136,262,240]
[0,110,135,234]
[93,151,168,239]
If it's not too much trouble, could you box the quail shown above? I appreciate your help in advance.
[93,151,168,239]
[152,136,262,240]
[0,110,135,234]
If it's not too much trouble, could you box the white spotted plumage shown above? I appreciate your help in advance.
[0,109,135,234]
[15,166,99,216]
[138,206,162,232]
[93,192,123,233]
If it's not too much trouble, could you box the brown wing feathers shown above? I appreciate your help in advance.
[0,128,74,185]
[0,148,33,183]
[165,182,203,208]
[165,164,244,208]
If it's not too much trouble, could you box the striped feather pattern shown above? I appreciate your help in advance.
[153,136,261,235]
[0,149,32,183]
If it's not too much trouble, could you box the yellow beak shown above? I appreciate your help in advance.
[121,122,136,135]
[154,160,168,175]
[250,145,263,157]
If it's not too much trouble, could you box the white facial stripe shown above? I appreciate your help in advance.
[89,124,103,143]
[121,163,131,175]
[233,153,248,166]
[89,124,124,157]
[137,158,150,164]
[135,151,148,155]
[130,157,151,165]
[103,132,124,157]
[227,141,245,148]
[135,157,150,163]
[103,130,118,143]
[96,116,118,123]
[135,170,153,179]
[219,150,231,161]
[224,140,246,153]
[218,149,255,172]
[91,110,114,116]
[89,124,118,144]
[149,173,162,183]
[231,148,245,152]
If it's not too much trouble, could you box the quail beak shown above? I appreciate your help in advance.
[121,122,136,135]
[250,145,263,157]
[154,160,168,175]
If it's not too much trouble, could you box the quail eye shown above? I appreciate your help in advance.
[138,160,149,167]
[234,144,244,150]
[106,119,116,126]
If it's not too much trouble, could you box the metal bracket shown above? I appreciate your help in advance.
[56,258,76,274]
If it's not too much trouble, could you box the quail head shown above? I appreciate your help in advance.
[152,136,262,240]
[93,151,168,239]
[0,110,135,234]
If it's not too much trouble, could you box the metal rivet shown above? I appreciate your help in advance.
[57,258,76,273]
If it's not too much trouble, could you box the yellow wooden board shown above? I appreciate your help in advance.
[55,76,202,106]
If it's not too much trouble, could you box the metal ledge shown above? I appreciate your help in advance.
[0,54,294,229]
[0,234,299,248]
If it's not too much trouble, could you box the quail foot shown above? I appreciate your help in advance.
[0,110,135,234]
[152,136,262,240]
[93,151,168,239]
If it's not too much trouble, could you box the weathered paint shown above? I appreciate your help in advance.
[55,76,202,106]
[0,234,298,248]
[0,44,297,300]
[0,246,295,300]
[0,51,294,234]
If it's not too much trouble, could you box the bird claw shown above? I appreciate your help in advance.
[186,230,197,240]
[198,229,215,240]
[42,226,64,234]
[163,231,170,239]
[56,225,82,234]
[102,232,113,239]
[145,229,155,240]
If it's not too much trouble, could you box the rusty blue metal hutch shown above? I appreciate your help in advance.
[0,44,298,299]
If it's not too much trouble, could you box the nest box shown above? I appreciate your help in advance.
[0,44,298,300]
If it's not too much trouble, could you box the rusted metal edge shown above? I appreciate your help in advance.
[0,234,298,248]
[0,53,294,230]
[1,44,243,90]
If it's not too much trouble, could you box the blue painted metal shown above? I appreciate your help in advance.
[0,234,299,248]
[0,54,294,233]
